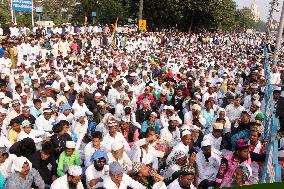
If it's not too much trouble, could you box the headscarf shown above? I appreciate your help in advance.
[11,156,32,172]
[90,150,109,164]
[60,103,72,113]
[132,162,144,173]
[236,163,252,182]
[169,151,186,166]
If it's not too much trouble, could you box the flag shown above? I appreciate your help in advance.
[111,17,118,46]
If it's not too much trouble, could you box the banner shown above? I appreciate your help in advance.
[12,0,33,12]
[138,20,146,31]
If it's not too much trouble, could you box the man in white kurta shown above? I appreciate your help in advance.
[102,161,146,189]
[50,165,84,189]
[196,140,221,184]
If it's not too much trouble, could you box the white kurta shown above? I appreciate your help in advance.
[102,174,146,189]
[168,179,197,189]
[196,148,221,184]
[85,165,109,189]
[50,175,84,189]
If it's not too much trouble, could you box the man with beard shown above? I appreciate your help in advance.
[85,150,109,189]
[160,115,181,147]
[196,140,221,188]
[51,165,84,189]
[168,165,197,189]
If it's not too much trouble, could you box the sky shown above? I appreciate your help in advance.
[234,0,282,22]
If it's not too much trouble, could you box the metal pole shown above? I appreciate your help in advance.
[10,0,14,23]
[272,1,284,63]
[138,0,143,20]
[31,0,34,27]
[14,10,16,24]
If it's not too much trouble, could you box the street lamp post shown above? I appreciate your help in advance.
[272,1,284,63]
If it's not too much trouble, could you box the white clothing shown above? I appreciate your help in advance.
[107,152,132,172]
[85,165,109,189]
[196,147,221,184]
[102,173,146,189]
[0,154,17,178]
[84,142,102,168]
[168,178,197,189]
[50,175,84,189]
[101,132,130,153]
[17,129,45,143]
[160,127,181,147]
[35,115,55,132]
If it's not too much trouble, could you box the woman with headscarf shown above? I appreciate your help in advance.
[222,163,252,187]
[130,162,167,189]
[4,156,45,189]
[56,103,74,124]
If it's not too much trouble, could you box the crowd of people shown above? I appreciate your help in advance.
[0,23,284,189]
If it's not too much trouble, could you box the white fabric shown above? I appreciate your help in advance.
[102,173,146,189]
[50,175,84,189]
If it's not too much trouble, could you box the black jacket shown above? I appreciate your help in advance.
[28,151,57,185]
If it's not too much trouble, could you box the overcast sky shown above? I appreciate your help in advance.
[234,0,282,22]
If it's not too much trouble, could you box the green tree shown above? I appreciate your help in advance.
[235,7,256,31]
[0,3,11,25]
[73,0,129,24]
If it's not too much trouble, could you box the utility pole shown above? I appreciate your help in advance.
[273,1,284,63]
[138,0,143,20]
[267,0,279,35]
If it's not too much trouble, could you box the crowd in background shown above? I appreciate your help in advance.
[0,23,283,189]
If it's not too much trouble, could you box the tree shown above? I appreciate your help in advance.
[0,3,11,25]
[235,7,256,31]
[73,0,130,24]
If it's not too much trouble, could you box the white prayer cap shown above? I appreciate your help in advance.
[213,122,224,130]
[67,165,82,176]
[66,141,76,149]
[253,100,261,107]
[11,156,32,172]
[45,85,51,89]
[1,98,9,104]
[149,83,155,87]
[22,119,31,127]
[182,130,192,137]
[123,96,130,101]
[74,111,86,119]
[43,108,53,113]
[111,141,124,151]
[169,115,179,121]
[150,112,157,117]
[191,104,201,111]
[163,105,169,110]
[64,85,70,92]
[201,140,212,147]
[167,105,174,110]
[20,93,27,97]
[0,108,8,114]
[97,101,105,106]
[94,92,102,97]
[191,125,201,131]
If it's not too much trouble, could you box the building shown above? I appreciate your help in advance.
[251,0,260,22]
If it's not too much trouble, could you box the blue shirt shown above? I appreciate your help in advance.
[0,48,5,58]
[201,109,215,129]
